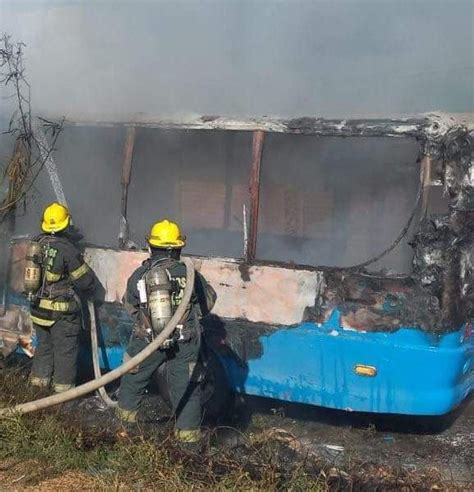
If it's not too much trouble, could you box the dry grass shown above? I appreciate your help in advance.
[0,369,328,490]
[0,460,111,490]
[0,369,469,491]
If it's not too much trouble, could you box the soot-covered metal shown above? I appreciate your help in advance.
[0,114,472,352]
[412,125,473,331]
[303,122,473,335]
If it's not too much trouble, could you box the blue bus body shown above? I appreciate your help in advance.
[96,307,473,416]
[7,260,472,417]
[8,284,472,417]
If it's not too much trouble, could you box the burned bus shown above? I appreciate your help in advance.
[0,113,472,416]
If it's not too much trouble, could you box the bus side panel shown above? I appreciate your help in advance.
[226,311,473,415]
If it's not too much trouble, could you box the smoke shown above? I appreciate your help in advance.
[5,125,420,272]
[257,135,420,271]
[0,1,471,273]
[0,0,472,120]
[8,126,125,246]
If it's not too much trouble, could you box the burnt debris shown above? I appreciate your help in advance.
[309,271,444,333]
[309,124,473,334]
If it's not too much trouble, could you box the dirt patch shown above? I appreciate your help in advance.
[241,394,474,487]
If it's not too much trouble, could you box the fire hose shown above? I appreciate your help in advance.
[0,257,195,417]
[88,297,118,407]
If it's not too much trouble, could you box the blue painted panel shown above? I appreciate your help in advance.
[98,345,124,369]
[12,292,472,416]
[238,311,473,415]
[98,307,472,415]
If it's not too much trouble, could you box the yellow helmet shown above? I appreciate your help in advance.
[41,202,70,233]
[148,219,186,249]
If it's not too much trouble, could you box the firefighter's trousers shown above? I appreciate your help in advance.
[30,314,82,392]
[118,329,202,432]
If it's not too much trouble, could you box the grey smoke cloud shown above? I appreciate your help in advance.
[0,0,473,119]
[0,0,470,274]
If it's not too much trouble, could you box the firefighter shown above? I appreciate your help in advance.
[117,219,216,445]
[29,202,97,393]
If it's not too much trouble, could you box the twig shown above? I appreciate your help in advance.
[0,34,64,221]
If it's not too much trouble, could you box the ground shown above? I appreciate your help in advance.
[0,364,472,490]
[238,394,473,486]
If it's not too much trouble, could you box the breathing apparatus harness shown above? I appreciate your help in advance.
[137,256,191,348]
[24,235,78,320]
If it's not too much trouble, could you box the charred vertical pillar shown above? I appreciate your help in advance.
[247,130,265,261]
[441,231,462,329]
[420,155,432,221]
[119,126,136,249]
[440,128,473,328]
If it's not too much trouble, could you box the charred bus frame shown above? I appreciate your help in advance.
[0,113,472,416]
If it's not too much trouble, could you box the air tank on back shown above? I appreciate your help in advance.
[145,266,173,332]
[23,240,42,298]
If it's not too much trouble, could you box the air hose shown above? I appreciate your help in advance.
[0,257,195,417]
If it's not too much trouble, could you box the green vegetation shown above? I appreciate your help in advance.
[0,368,459,491]
[0,369,327,490]
[0,411,327,490]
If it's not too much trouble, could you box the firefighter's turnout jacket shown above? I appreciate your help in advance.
[30,233,96,391]
[117,255,216,435]
[30,234,96,326]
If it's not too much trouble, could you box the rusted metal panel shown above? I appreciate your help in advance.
[199,258,320,325]
[7,241,27,293]
[0,242,32,352]
[0,307,31,352]
[420,155,433,221]
[247,130,265,261]
[7,242,426,330]
[83,248,321,326]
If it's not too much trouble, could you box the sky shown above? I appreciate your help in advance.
[0,0,473,120]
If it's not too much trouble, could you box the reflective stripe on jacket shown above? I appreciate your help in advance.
[31,233,96,326]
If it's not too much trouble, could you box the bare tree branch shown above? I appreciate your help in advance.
[0,34,64,221]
